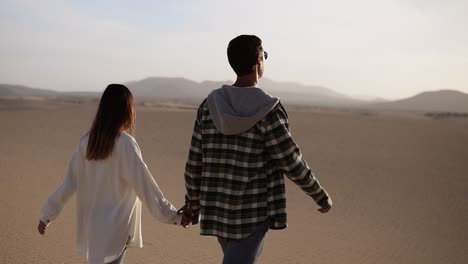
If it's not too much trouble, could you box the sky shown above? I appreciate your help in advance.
[0,0,467,99]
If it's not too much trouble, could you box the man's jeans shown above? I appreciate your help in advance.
[217,221,269,264]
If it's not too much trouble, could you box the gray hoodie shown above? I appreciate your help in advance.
[207,85,280,135]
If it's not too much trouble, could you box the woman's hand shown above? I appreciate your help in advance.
[37,221,47,235]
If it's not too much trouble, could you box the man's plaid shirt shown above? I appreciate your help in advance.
[184,100,331,239]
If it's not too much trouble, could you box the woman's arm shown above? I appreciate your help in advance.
[121,136,182,225]
[39,146,81,230]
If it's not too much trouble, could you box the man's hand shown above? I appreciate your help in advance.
[38,220,47,235]
[180,207,193,228]
[318,206,331,213]
[317,198,332,214]
[318,201,332,213]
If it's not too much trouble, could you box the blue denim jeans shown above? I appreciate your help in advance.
[217,221,269,264]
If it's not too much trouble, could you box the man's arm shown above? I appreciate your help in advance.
[264,104,332,211]
[184,106,203,223]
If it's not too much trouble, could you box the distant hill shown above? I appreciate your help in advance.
[125,77,360,106]
[0,84,57,97]
[125,77,205,99]
[370,90,468,113]
[0,78,360,106]
[2,80,468,113]
[260,78,359,105]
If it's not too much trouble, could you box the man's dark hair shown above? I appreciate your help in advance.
[227,35,263,76]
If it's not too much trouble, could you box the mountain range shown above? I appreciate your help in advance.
[1,77,468,113]
[124,77,360,105]
[366,90,468,113]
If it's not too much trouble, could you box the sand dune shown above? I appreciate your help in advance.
[0,102,467,264]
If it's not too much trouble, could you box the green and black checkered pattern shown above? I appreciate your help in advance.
[184,100,331,239]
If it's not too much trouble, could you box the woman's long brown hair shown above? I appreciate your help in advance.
[86,84,135,160]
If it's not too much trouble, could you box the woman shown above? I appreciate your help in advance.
[37,84,188,264]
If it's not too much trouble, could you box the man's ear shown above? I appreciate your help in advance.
[256,54,262,65]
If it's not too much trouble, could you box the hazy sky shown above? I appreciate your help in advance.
[1,0,467,99]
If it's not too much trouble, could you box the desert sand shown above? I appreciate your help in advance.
[0,101,467,264]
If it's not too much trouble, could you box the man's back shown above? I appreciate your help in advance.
[183,34,331,264]
[184,85,332,239]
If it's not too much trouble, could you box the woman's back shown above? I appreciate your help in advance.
[74,132,141,263]
[41,132,181,264]
[39,84,182,264]
[78,132,136,208]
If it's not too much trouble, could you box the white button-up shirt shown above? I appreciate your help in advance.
[40,132,182,264]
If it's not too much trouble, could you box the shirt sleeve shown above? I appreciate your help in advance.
[121,136,182,225]
[40,145,81,224]
[264,104,332,208]
[184,106,203,224]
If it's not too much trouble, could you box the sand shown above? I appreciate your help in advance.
[0,101,467,264]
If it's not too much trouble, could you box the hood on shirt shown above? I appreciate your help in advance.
[207,85,280,135]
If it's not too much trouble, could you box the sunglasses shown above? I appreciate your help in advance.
[263,51,268,60]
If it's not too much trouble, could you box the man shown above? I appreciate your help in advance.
[183,35,332,264]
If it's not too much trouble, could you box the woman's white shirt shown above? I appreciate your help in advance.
[40,132,182,264]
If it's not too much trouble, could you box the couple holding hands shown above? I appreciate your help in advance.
[38,35,332,264]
